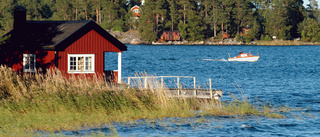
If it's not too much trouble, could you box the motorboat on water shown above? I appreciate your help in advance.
[228,52,260,62]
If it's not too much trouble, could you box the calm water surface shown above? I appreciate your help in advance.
[61,45,320,136]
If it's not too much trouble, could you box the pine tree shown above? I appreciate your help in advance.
[187,10,204,41]
[218,0,235,38]
[138,0,157,42]
[178,20,188,40]
[234,0,253,35]
[298,18,320,42]
[17,0,43,20]
[285,0,305,38]
[264,0,291,40]
[166,0,179,31]
[39,0,55,19]
[101,0,128,31]
[52,0,70,20]
[307,0,320,20]
[153,0,168,34]
[204,0,220,38]
[0,0,14,35]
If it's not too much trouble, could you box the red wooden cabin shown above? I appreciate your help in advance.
[160,31,180,41]
[0,7,127,83]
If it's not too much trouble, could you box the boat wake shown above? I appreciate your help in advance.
[201,58,228,62]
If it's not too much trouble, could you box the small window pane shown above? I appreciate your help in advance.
[23,54,36,72]
[69,55,94,73]
[78,57,84,70]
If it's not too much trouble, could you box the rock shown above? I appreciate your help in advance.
[108,30,122,38]
[117,30,144,44]
[120,38,131,44]
[113,31,122,37]
[130,38,142,44]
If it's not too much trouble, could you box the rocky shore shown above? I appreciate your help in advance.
[109,30,319,46]
[109,30,243,45]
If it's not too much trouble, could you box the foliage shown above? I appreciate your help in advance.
[261,35,272,41]
[0,0,318,42]
[178,20,188,40]
[0,35,10,45]
[298,18,320,42]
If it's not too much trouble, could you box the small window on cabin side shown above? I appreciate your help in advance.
[176,33,178,35]
[68,54,95,73]
[23,54,36,73]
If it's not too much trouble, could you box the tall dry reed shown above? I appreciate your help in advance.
[0,65,286,134]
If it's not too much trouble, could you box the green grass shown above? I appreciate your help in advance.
[0,66,287,136]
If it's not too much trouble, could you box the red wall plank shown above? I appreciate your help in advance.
[58,29,122,76]
[2,50,55,72]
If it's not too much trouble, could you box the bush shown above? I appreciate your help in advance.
[261,35,272,41]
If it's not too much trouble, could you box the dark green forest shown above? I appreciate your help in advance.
[1,0,320,42]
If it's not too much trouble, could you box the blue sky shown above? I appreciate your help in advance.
[303,0,319,8]
[303,0,309,8]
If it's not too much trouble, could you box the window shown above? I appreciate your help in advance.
[68,54,95,73]
[23,54,36,72]
[133,9,140,13]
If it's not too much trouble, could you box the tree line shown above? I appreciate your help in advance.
[1,0,320,42]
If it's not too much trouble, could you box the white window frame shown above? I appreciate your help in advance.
[68,54,95,74]
[133,9,140,13]
[23,54,36,73]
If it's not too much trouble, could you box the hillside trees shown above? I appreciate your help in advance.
[100,0,128,31]
[166,0,179,31]
[307,0,320,20]
[138,0,157,42]
[0,0,14,35]
[298,18,320,42]
[264,0,291,40]
[202,0,220,38]
[0,0,319,42]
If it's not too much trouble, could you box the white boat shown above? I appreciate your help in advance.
[228,52,260,62]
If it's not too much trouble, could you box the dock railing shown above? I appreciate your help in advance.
[126,76,222,99]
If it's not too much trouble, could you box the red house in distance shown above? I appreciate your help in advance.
[0,7,127,83]
[242,28,251,38]
[130,5,141,19]
[160,30,180,41]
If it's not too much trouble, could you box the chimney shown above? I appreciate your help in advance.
[14,6,26,30]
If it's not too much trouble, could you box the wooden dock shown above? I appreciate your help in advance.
[126,76,223,100]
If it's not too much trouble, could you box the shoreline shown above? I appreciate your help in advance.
[125,40,320,46]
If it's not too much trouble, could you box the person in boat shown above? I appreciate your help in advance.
[239,50,243,54]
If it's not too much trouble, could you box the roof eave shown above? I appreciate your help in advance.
[54,21,127,51]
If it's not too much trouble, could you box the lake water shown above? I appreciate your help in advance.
[61,45,320,136]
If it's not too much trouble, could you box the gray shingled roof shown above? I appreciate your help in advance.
[2,20,127,51]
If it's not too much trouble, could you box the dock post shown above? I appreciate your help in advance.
[177,77,180,97]
[144,77,148,89]
[128,77,131,87]
[161,77,164,89]
[209,78,213,98]
[194,77,196,97]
